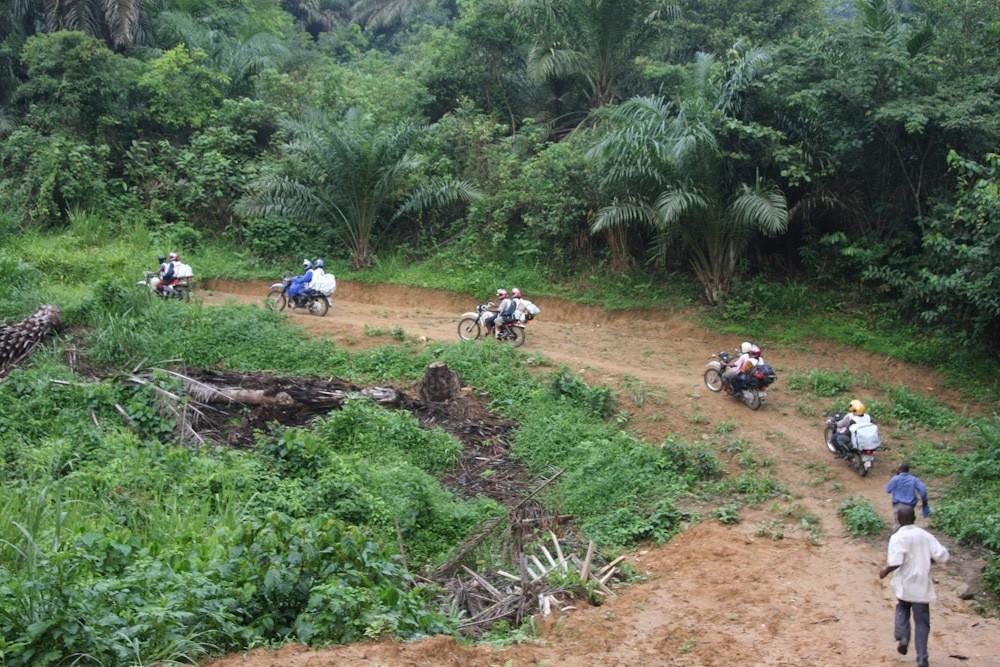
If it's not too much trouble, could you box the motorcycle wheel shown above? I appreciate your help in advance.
[846,453,865,476]
[505,326,526,348]
[457,317,481,341]
[174,285,191,303]
[823,426,837,454]
[703,369,723,393]
[309,296,330,317]
[746,390,763,411]
[857,456,870,477]
[265,288,287,311]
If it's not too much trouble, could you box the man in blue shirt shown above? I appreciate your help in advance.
[886,463,931,529]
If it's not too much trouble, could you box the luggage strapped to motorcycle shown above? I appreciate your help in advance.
[850,422,881,450]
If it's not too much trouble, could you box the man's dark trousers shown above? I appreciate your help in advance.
[895,599,930,666]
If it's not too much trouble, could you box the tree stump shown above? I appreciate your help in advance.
[419,362,462,403]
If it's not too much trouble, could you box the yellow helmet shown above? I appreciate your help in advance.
[848,399,866,416]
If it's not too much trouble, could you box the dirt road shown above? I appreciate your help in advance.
[203,280,1000,667]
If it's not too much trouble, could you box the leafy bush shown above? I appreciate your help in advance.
[934,420,1000,562]
[715,503,741,525]
[838,496,885,537]
[0,128,111,225]
[787,369,854,397]
[880,386,962,431]
[549,367,617,419]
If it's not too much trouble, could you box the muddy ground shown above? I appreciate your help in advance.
[203,279,1000,667]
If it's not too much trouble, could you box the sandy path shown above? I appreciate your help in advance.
[202,280,1000,667]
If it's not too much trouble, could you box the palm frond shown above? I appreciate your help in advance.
[857,0,902,46]
[235,175,330,224]
[729,181,788,237]
[394,178,481,219]
[351,0,429,29]
[692,51,715,98]
[155,10,214,50]
[655,187,709,226]
[905,20,934,58]
[717,41,770,115]
[591,200,659,234]
[226,32,290,90]
[527,46,588,82]
[102,0,140,49]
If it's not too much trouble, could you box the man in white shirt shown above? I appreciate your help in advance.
[879,505,949,667]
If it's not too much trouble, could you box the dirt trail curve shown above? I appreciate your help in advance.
[203,280,1000,667]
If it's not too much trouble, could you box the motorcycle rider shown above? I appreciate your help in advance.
[494,287,521,338]
[484,289,507,336]
[158,252,183,294]
[150,255,168,293]
[287,259,313,306]
[829,399,872,458]
[725,344,760,391]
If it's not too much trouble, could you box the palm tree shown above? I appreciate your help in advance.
[6,0,168,51]
[513,0,678,109]
[156,11,291,96]
[590,47,787,304]
[350,0,456,30]
[238,109,479,269]
[13,0,144,50]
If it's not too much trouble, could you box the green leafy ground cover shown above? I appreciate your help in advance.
[0,265,727,665]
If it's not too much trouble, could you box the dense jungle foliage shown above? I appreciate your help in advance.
[2,0,1000,664]
[1,0,998,344]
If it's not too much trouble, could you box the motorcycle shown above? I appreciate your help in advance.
[457,302,529,347]
[703,351,777,410]
[265,276,331,317]
[138,271,192,302]
[824,412,880,476]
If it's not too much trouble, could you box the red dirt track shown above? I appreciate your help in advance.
[203,280,1000,667]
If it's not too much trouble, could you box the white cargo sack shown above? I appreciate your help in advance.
[850,422,881,451]
[312,273,336,295]
[522,299,540,315]
[175,263,193,278]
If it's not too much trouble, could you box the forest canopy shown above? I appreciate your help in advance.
[1,0,998,342]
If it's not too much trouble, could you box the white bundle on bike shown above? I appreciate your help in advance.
[310,273,337,295]
[850,422,881,450]
[175,263,194,278]
[516,299,540,321]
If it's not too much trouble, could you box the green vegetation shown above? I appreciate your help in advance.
[934,421,1000,569]
[787,369,856,397]
[1,0,997,367]
[0,277,734,663]
[3,0,1000,658]
[837,496,885,537]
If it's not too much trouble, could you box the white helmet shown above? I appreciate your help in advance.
[302,258,312,269]
[740,341,752,354]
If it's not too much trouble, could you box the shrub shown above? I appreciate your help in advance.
[838,496,885,537]
[787,369,854,397]
[549,367,617,419]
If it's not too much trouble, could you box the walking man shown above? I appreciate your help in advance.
[886,463,931,529]
[879,505,949,667]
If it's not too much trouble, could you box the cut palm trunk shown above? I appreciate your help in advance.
[0,305,61,379]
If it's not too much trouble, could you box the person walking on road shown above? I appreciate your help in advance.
[886,463,931,529]
[879,505,949,667]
